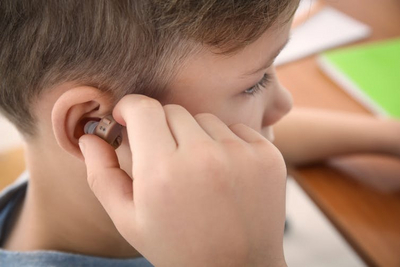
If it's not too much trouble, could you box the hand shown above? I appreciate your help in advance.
[274,108,400,166]
[79,95,287,267]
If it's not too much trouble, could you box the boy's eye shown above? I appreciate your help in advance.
[244,73,271,96]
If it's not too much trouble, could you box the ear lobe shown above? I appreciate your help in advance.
[51,86,113,160]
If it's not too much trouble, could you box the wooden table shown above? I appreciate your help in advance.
[276,1,400,266]
[0,147,25,191]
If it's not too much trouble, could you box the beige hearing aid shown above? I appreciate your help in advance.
[84,115,123,149]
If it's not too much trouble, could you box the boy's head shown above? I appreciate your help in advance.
[0,0,298,140]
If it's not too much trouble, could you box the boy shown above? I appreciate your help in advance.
[1,0,399,266]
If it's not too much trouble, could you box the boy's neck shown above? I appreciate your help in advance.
[2,143,142,259]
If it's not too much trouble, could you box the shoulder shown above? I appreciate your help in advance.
[0,173,153,266]
[0,249,154,267]
[0,171,28,246]
[0,171,28,210]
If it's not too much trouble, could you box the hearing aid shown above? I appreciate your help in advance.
[84,115,123,149]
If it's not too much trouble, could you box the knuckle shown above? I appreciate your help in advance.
[195,146,230,186]
[194,113,219,122]
[220,138,246,151]
[118,95,163,115]
[254,142,287,176]
[163,104,187,113]
[189,140,220,162]
[187,141,228,174]
[200,151,227,173]
[136,97,163,110]
[86,170,99,193]
[253,137,275,151]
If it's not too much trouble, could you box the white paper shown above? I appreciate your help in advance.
[275,7,371,66]
[294,0,319,22]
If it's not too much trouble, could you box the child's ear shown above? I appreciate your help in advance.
[51,86,114,160]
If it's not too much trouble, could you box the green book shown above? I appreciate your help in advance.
[318,38,400,118]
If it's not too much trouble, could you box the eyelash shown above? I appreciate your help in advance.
[244,73,271,96]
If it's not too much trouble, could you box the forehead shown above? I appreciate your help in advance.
[218,23,292,76]
[173,20,292,85]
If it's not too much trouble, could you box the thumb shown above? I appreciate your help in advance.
[79,134,135,222]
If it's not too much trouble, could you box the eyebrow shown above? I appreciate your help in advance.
[243,38,290,76]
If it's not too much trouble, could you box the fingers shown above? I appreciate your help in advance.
[113,95,177,162]
[194,113,242,142]
[228,123,268,144]
[163,105,212,145]
[79,134,135,223]
[194,114,266,144]
[112,95,266,161]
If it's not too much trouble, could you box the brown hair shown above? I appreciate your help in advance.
[0,0,298,137]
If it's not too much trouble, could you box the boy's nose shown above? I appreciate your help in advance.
[278,85,294,116]
[262,84,293,128]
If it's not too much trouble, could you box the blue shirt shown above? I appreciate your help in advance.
[0,171,154,267]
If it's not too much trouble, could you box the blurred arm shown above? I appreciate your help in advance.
[273,107,400,166]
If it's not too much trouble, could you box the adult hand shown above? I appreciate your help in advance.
[79,94,287,267]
